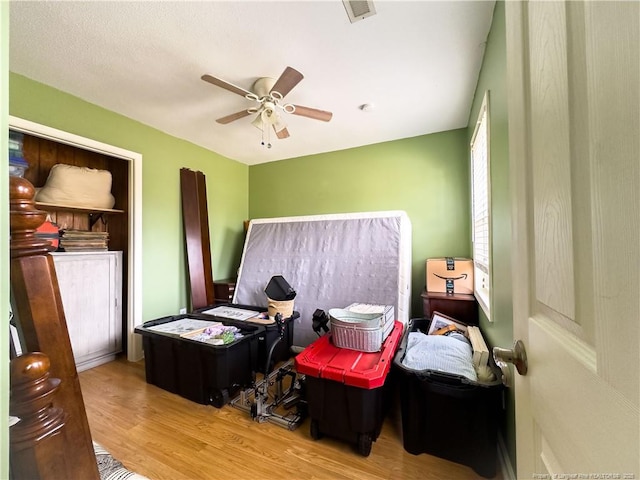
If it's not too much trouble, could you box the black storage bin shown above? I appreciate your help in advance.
[393,318,503,478]
[194,304,298,373]
[134,313,264,407]
[303,373,396,456]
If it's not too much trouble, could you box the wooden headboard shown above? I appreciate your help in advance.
[9,175,99,479]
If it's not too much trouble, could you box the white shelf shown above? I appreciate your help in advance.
[35,202,124,214]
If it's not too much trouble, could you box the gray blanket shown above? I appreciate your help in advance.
[401,331,477,381]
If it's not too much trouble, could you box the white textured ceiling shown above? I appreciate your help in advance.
[9,1,495,166]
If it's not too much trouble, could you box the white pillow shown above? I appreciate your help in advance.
[35,163,116,209]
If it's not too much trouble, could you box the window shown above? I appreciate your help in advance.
[470,91,491,319]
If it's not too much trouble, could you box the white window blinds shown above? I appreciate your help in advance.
[471,92,491,319]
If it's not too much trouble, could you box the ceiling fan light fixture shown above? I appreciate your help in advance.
[251,113,265,131]
[272,115,287,134]
[261,108,278,125]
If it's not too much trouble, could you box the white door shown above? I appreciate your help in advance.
[506,1,639,478]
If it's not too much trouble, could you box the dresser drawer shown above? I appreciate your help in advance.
[421,290,478,325]
[213,279,236,304]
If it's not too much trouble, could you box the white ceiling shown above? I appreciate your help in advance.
[9,1,496,166]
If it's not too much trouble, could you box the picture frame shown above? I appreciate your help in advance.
[427,311,468,335]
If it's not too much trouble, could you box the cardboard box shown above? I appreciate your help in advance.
[425,257,473,294]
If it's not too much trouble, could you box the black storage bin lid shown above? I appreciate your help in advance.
[264,275,296,301]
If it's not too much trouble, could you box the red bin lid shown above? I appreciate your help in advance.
[294,321,403,389]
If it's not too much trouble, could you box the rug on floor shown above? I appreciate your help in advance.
[93,442,149,480]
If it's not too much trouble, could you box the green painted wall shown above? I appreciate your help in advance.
[1,2,10,477]
[467,1,516,471]
[8,73,249,320]
[249,130,471,317]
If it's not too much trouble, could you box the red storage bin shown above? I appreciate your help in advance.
[295,321,403,456]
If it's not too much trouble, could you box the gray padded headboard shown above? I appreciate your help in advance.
[233,211,411,346]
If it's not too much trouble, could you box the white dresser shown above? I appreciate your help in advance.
[51,251,122,372]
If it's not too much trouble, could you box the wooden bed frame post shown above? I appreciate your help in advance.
[180,168,215,310]
[9,176,99,479]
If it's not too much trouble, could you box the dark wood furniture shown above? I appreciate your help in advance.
[9,175,100,479]
[421,290,479,325]
[213,278,236,304]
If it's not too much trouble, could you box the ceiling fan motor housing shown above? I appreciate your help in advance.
[252,77,276,98]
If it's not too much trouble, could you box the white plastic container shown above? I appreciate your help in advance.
[8,162,27,178]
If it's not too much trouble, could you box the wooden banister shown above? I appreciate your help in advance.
[9,176,99,480]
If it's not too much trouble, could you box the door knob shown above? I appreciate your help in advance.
[492,340,528,387]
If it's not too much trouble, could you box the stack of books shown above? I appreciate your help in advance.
[60,230,109,252]
[9,130,29,177]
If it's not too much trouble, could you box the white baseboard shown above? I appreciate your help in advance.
[498,432,516,480]
[76,353,118,373]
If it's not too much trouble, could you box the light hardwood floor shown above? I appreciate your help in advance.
[79,357,499,480]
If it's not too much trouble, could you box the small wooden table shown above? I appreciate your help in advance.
[420,290,479,325]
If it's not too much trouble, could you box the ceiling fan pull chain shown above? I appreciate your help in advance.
[260,124,272,149]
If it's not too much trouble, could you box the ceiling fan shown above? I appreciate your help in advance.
[201,66,332,147]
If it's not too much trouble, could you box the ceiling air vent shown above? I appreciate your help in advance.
[343,0,376,23]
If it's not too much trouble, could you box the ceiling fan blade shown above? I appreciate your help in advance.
[202,74,253,98]
[291,105,333,122]
[270,66,304,98]
[274,126,290,139]
[216,110,252,124]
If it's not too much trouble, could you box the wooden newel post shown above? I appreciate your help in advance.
[10,352,67,479]
[9,176,99,480]
[9,176,51,257]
